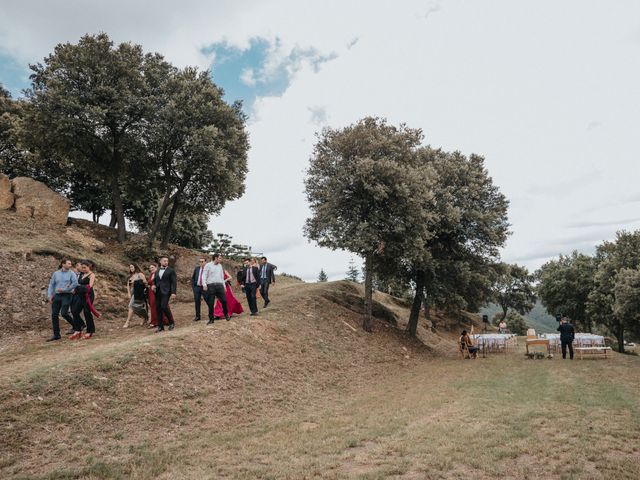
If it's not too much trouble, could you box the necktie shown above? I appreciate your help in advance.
[198,267,203,286]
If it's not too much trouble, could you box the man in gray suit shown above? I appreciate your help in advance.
[259,256,276,308]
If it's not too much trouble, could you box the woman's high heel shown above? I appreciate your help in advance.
[82,333,93,340]
[69,331,81,340]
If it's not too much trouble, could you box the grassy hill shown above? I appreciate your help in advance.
[1,209,640,479]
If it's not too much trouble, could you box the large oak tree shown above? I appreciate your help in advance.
[304,117,434,332]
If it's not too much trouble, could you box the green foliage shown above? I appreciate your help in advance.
[163,209,213,250]
[318,269,328,282]
[587,230,640,352]
[12,33,248,248]
[613,268,640,336]
[383,148,510,336]
[536,251,596,331]
[345,257,360,282]
[208,233,251,261]
[0,84,25,175]
[144,66,249,248]
[22,33,171,241]
[492,263,536,320]
[304,117,434,331]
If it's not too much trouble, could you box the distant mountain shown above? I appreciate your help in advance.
[479,301,558,333]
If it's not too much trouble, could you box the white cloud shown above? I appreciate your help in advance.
[2,0,640,282]
[240,67,257,86]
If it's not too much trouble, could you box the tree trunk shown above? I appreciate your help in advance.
[160,194,180,249]
[108,209,117,228]
[500,305,508,321]
[362,253,373,332]
[110,176,126,242]
[407,271,425,337]
[92,212,99,223]
[616,325,625,353]
[147,189,172,252]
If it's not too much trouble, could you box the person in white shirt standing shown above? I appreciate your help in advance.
[202,253,229,324]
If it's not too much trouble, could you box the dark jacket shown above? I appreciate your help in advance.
[191,265,203,288]
[259,262,277,284]
[557,322,575,343]
[240,266,261,285]
[154,267,177,296]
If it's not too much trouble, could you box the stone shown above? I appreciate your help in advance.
[0,173,14,209]
[11,177,69,225]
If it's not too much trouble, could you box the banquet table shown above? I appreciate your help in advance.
[541,333,605,349]
[471,334,518,353]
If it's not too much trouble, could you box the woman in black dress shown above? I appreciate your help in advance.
[123,264,148,328]
[69,260,98,340]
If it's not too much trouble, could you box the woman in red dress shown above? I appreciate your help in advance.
[214,270,244,318]
[147,263,170,328]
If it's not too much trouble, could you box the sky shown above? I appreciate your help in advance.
[1,0,640,281]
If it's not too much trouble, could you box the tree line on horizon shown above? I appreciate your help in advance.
[537,237,640,353]
[0,33,249,253]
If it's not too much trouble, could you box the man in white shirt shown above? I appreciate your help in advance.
[201,253,229,324]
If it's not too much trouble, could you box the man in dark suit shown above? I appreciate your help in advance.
[259,256,277,308]
[557,317,575,360]
[152,255,176,332]
[240,258,260,316]
[191,258,206,321]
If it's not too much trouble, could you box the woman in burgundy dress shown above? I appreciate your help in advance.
[214,270,244,318]
[147,263,170,328]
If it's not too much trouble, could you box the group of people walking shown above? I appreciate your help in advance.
[46,254,276,342]
[191,255,276,323]
[123,256,176,331]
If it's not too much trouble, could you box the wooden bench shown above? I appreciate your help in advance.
[575,346,612,359]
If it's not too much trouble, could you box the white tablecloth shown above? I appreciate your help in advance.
[471,334,517,348]
[541,333,605,347]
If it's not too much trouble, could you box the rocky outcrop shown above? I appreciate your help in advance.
[10,177,69,225]
[0,173,14,209]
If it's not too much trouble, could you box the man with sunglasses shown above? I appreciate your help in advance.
[191,257,207,322]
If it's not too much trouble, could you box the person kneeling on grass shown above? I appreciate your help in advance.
[460,329,479,358]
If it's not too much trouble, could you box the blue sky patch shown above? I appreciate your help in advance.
[0,53,30,97]
[203,37,337,111]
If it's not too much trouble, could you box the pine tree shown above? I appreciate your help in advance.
[345,258,360,282]
[318,269,328,282]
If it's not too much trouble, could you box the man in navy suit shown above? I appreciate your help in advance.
[259,256,277,308]
[191,257,206,321]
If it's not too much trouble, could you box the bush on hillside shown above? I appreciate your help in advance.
[493,311,528,335]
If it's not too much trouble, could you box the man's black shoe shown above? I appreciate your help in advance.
[264,301,270,308]
[225,316,230,321]
[250,312,258,316]
[155,327,164,333]
[46,336,61,342]
[168,323,175,331]
[193,317,201,322]
[207,320,215,325]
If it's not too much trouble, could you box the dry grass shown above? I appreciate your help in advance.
[1,277,639,479]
